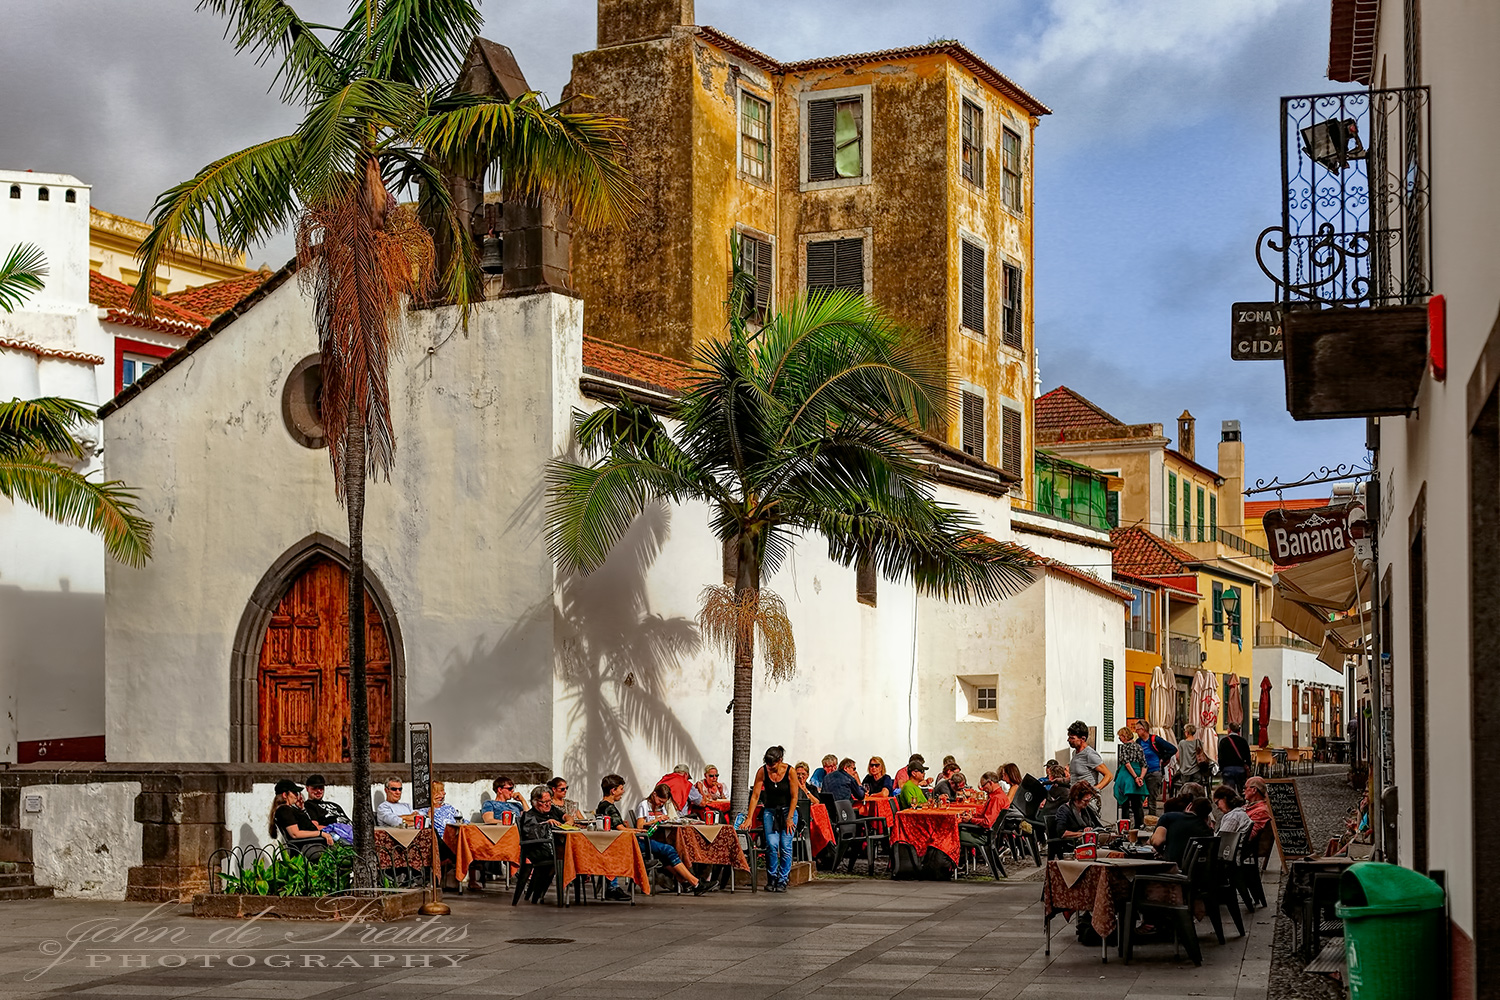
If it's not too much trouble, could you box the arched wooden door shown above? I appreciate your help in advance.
[257,557,393,763]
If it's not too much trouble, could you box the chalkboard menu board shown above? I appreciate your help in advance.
[1265,778,1311,863]
[410,728,432,811]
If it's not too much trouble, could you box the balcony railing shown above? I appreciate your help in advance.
[1255,623,1319,652]
[1168,633,1201,673]
[1126,627,1156,653]
[1217,528,1270,560]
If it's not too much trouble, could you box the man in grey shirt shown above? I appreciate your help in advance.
[1066,720,1112,791]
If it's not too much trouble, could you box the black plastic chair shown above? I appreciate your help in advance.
[1200,831,1246,942]
[1121,839,1206,966]
[510,836,556,905]
[830,799,885,874]
[958,821,1007,879]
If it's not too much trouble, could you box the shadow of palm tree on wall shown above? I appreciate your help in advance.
[556,502,704,797]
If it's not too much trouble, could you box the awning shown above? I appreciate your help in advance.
[1272,587,1331,646]
[1276,550,1370,611]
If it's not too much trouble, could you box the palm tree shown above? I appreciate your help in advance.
[0,244,153,567]
[545,277,1038,815]
[131,0,639,864]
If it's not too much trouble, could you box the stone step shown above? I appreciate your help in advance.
[0,884,54,901]
[0,872,36,887]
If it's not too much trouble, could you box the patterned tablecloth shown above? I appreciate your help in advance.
[857,797,896,830]
[892,809,966,863]
[1042,858,1176,938]
[656,824,748,870]
[374,828,435,871]
[444,823,520,875]
[557,829,651,894]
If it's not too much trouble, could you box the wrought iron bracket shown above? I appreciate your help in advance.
[1244,463,1373,496]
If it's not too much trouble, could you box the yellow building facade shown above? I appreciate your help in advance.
[89,208,252,295]
[567,0,1049,489]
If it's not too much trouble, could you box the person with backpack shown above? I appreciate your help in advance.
[1218,722,1252,791]
[1176,724,1211,788]
[1131,718,1176,814]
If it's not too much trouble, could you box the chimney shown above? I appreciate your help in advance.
[1219,420,1244,535]
[597,0,694,48]
[1177,410,1196,461]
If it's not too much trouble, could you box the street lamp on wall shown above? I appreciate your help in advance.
[1221,587,1241,630]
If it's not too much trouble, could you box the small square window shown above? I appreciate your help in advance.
[806,237,864,298]
[121,354,158,389]
[740,93,770,182]
[976,687,997,711]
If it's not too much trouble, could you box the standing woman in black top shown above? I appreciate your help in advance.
[740,745,800,891]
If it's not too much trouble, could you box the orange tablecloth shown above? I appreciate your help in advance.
[657,824,748,870]
[809,803,835,855]
[892,809,963,863]
[557,830,651,894]
[857,797,896,828]
[444,823,520,875]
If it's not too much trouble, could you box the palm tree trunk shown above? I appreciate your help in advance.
[346,408,374,883]
[729,537,760,817]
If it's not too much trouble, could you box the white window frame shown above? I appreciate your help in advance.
[956,673,1001,722]
[737,86,773,188]
[799,84,872,192]
[798,227,873,299]
[121,353,159,389]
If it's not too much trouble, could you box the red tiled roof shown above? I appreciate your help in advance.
[1243,498,1333,519]
[582,337,694,393]
[1328,0,1379,85]
[162,268,275,319]
[1044,559,1133,603]
[1110,526,1196,578]
[1035,386,1127,433]
[0,337,105,365]
[89,271,208,334]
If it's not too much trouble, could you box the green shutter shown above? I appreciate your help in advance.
[1103,658,1115,733]
[1134,683,1146,721]
[1168,473,1178,536]
[1212,581,1224,640]
[1210,494,1218,536]
[1197,486,1206,541]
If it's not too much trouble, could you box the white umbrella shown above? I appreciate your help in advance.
[1148,663,1174,738]
[1191,669,1220,762]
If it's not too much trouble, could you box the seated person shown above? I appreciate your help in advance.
[376,776,413,827]
[547,777,584,824]
[1243,776,1273,837]
[695,765,726,804]
[269,780,332,859]
[1149,796,1214,864]
[894,754,927,787]
[595,774,632,901]
[518,786,561,904]
[809,754,839,792]
[1213,785,1252,837]
[862,757,896,798]
[481,777,525,824]
[302,774,354,844]
[794,762,813,792]
[429,782,462,837]
[657,765,705,812]
[958,772,1010,852]
[1053,781,1103,841]
[635,783,711,895]
[818,758,867,804]
[999,763,1024,797]
[933,769,968,800]
[898,762,929,809]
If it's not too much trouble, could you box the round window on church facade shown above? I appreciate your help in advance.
[282,354,327,449]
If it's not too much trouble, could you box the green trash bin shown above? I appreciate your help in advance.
[1336,862,1445,999]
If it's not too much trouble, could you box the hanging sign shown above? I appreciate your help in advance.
[1263,505,1355,566]
[1231,302,1287,360]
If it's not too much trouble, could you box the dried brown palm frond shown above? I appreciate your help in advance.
[295,177,434,501]
[698,585,797,684]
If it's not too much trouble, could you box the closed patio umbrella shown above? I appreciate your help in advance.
[1148,663,1174,737]
[1192,669,1219,762]
[1226,673,1244,727]
[1258,675,1273,747]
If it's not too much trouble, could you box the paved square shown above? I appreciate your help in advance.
[0,874,1275,999]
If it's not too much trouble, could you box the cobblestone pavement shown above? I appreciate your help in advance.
[0,866,1275,1000]
[1266,765,1365,1000]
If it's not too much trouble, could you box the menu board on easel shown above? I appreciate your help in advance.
[1265,778,1312,864]
[410,727,432,811]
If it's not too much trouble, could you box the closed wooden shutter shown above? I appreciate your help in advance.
[808,98,836,181]
[1001,263,1023,349]
[961,390,985,459]
[1197,486,1206,541]
[1106,489,1120,528]
[807,238,864,296]
[961,241,984,333]
[1168,473,1178,535]
[1210,494,1218,536]
[1001,404,1022,476]
[1103,659,1115,734]
[756,237,773,315]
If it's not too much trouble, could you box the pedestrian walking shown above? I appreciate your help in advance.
[1131,718,1176,814]
[1218,722,1252,791]
[1176,724,1210,788]
[740,745,800,892]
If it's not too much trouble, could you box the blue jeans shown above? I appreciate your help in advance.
[762,808,793,882]
[645,839,682,868]
[1221,766,1246,792]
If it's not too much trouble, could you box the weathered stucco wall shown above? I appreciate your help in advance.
[1043,573,1127,762]
[20,781,142,898]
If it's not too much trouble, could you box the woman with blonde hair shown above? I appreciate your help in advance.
[863,756,895,798]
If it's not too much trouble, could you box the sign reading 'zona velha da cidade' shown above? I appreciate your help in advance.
[1262,505,1356,566]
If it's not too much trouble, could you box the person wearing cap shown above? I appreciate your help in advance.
[894,754,928,787]
[376,776,414,827]
[302,775,354,844]
[268,780,332,859]
[898,762,929,809]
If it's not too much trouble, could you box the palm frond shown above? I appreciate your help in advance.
[131,135,303,315]
[295,78,425,199]
[0,397,93,460]
[388,147,482,309]
[0,455,153,567]
[362,0,482,90]
[0,243,48,313]
[544,457,699,574]
[196,0,344,104]
[415,94,641,229]
[698,585,796,683]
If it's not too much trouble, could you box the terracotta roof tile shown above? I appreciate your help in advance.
[1109,526,1196,578]
[582,337,694,393]
[0,337,105,365]
[1043,559,1133,603]
[162,268,275,318]
[1035,386,1128,433]
[1243,498,1333,519]
[89,271,209,333]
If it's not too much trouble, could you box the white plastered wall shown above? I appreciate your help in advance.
[19,782,142,898]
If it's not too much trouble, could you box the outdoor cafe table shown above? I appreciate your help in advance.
[443,822,520,890]
[373,827,435,875]
[653,822,749,871]
[550,828,651,907]
[1042,856,1176,958]
[891,804,973,864]
[856,797,896,832]
[809,802,836,856]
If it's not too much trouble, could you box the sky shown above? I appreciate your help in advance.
[1,0,1364,500]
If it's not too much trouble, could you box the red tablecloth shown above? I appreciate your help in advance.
[810,803,835,855]
[892,809,962,863]
[557,830,650,894]
[857,797,896,829]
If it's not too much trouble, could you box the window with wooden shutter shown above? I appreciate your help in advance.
[1002,127,1022,211]
[961,390,985,459]
[1212,581,1224,640]
[1103,658,1115,734]
[1210,494,1218,537]
[740,93,770,181]
[1001,404,1022,476]
[1183,478,1192,538]
[961,99,983,186]
[1106,490,1120,528]
[808,96,863,182]
[856,551,877,606]
[1197,486,1206,541]
[1168,472,1178,536]
[1001,263,1022,349]
[961,240,984,333]
[806,238,863,297]
[738,233,773,321]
